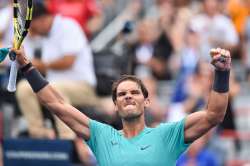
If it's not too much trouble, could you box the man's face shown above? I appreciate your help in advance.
[30,15,51,36]
[114,80,149,120]
[203,0,218,16]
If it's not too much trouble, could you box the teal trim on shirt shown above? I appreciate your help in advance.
[87,119,190,166]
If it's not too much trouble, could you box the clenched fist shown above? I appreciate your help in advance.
[210,48,231,71]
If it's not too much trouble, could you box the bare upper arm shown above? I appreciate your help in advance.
[184,110,214,143]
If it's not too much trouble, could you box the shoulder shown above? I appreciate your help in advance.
[87,119,120,145]
[214,14,234,25]
[157,119,186,129]
[51,15,86,41]
[89,119,118,134]
[89,119,112,129]
[153,119,186,137]
[53,15,83,31]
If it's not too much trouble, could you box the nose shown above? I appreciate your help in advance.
[124,93,132,100]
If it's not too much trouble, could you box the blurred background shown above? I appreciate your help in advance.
[0,0,250,165]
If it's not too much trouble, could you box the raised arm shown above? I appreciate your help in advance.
[184,48,231,143]
[13,47,91,140]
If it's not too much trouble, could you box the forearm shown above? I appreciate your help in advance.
[184,48,231,142]
[206,69,230,125]
[206,91,228,126]
[37,84,65,111]
[37,86,79,123]
[37,85,91,138]
[12,47,91,138]
[184,85,229,142]
[46,55,76,70]
[22,64,91,138]
[87,15,103,34]
[21,64,65,109]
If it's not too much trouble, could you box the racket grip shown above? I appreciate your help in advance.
[7,60,18,92]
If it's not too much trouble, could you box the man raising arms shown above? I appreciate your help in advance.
[11,47,230,166]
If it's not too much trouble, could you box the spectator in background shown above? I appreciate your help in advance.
[177,133,219,166]
[221,0,250,62]
[190,0,239,61]
[226,0,250,37]
[167,0,196,53]
[142,77,166,127]
[16,1,99,165]
[0,4,12,86]
[171,25,201,103]
[143,0,197,80]
[0,3,12,48]
[146,0,196,53]
[17,1,98,139]
[168,61,213,122]
[45,0,103,39]
[129,18,173,80]
[0,0,9,8]
[153,31,174,80]
[125,18,169,127]
[243,16,250,80]
[97,0,133,27]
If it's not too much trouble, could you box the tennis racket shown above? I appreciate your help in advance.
[7,0,33,92]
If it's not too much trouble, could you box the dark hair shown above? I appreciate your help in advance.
[111,75,149,103]
[32,0,49,19]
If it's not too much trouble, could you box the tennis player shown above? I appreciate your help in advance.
[11,47,231,166]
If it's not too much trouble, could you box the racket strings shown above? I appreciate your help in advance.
[16,0,28,30]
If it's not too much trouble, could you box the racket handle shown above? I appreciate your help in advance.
[7,60,18,92]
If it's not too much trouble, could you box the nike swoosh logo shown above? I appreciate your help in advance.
[140,145,151,150]
[111,141,118,146]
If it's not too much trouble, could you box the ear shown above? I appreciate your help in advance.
[144,98,150,108]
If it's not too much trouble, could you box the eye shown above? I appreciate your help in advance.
[117,91,126,97]
[131,90,140,95]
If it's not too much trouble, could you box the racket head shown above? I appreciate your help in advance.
[13,0,33,49]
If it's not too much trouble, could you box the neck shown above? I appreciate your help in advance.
[121,116,146,138]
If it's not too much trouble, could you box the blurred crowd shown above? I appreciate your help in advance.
[0,0,250,165]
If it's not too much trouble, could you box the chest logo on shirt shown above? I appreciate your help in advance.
[111,141,118,146]
[140,145,151,150]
